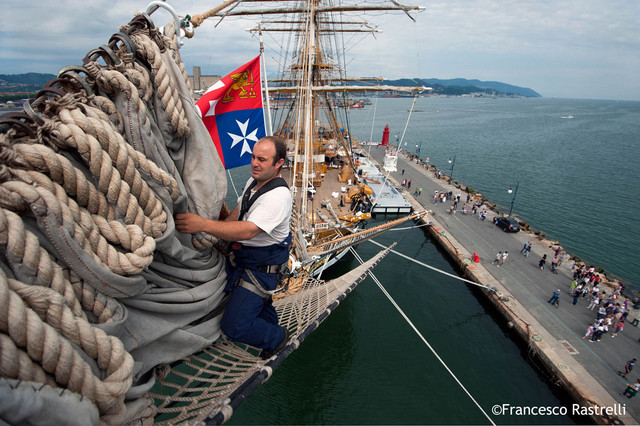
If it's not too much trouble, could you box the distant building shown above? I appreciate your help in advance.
[188,66,221,99]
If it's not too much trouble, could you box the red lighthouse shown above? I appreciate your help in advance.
[380,124,390,147]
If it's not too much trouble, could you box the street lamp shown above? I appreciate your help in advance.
[507,181,519,217]
[448,155,456,182]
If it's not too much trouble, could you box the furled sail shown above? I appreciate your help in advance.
[0,4,406,424]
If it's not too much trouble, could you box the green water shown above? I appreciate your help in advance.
[226,224,578,424]
[353,97,640,289]
[220,97,639,423]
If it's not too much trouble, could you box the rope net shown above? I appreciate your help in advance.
[0,8,394,425]
[150,245,392,425]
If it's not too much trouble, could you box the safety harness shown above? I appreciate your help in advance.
[238,176,288,221]
[230,176,291,299]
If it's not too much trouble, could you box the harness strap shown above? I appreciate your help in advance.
[228,255,284,275]
[238,177,289,222]
[238,280,272,299]
[238,269,281,299]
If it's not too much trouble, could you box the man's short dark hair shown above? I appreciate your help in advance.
[260,136,287,166]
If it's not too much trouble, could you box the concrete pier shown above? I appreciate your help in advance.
[365,147,638,424]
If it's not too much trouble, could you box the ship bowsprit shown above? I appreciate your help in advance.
[149,244,394,425]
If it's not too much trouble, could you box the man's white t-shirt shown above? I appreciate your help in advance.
[236,178,292,247]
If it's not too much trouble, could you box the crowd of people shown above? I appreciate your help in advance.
[397,152,640,403]
[572,269,630,342]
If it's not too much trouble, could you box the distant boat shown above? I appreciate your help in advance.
[561,115,575,119]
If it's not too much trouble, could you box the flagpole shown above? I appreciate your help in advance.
[259,25,273,136]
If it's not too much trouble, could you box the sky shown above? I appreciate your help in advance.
[1,1,639,101]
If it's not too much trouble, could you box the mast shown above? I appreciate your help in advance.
[300,0,316,228]
[196,0,425,231]
[258,24,273,135]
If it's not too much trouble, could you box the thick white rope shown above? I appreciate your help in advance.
[350,247,496,426]
[366,238,490,290]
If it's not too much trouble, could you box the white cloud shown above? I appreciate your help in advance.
[1,0,639,100]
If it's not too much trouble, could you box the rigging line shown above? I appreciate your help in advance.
[367,27,382,156]
[412,14,422,80]
[349,247,496,426]
[365,238,491,290]
[227,169,240,198]
[386,222,430,231]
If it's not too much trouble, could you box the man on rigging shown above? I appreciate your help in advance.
[175,136,291,358]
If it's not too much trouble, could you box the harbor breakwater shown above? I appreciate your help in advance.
[350,97,640,290]
[401,150,634,301]
[366,149,637,424]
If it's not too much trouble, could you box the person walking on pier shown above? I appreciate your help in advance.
[583,323,595,339]
[551,256,559,274]
[492,252,502,267]
[612,321,624,338]
[557,251,567,267]
[538,254,547,271]
[619,359,637,378]
[591,323,607,341]
[569,280,578,296]
[501,251,509,266]
[572,289,581,305]
[587,294,601,311]
[548,289,561,307]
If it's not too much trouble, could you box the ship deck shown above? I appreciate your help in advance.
[281,165,360,222]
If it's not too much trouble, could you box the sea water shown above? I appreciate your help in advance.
[225,97,639,424]
[228,227,577,424]
[353,97,640,289]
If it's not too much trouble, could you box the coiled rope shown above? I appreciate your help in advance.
[0,14,197,424]
[0,268,133,423]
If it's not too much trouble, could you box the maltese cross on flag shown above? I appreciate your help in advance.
[196,56,266,169]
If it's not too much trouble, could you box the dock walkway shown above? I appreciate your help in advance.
[365,146,639,423]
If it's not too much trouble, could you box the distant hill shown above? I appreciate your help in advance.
[381,77,541,97]
[0,73,57,95]
[2,72,541,99]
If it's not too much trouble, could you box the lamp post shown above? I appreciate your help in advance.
[507,181,519,217]
[448,155,456,182]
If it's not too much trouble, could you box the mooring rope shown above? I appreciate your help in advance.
[349,247,496,426]
[366,238,490,290]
